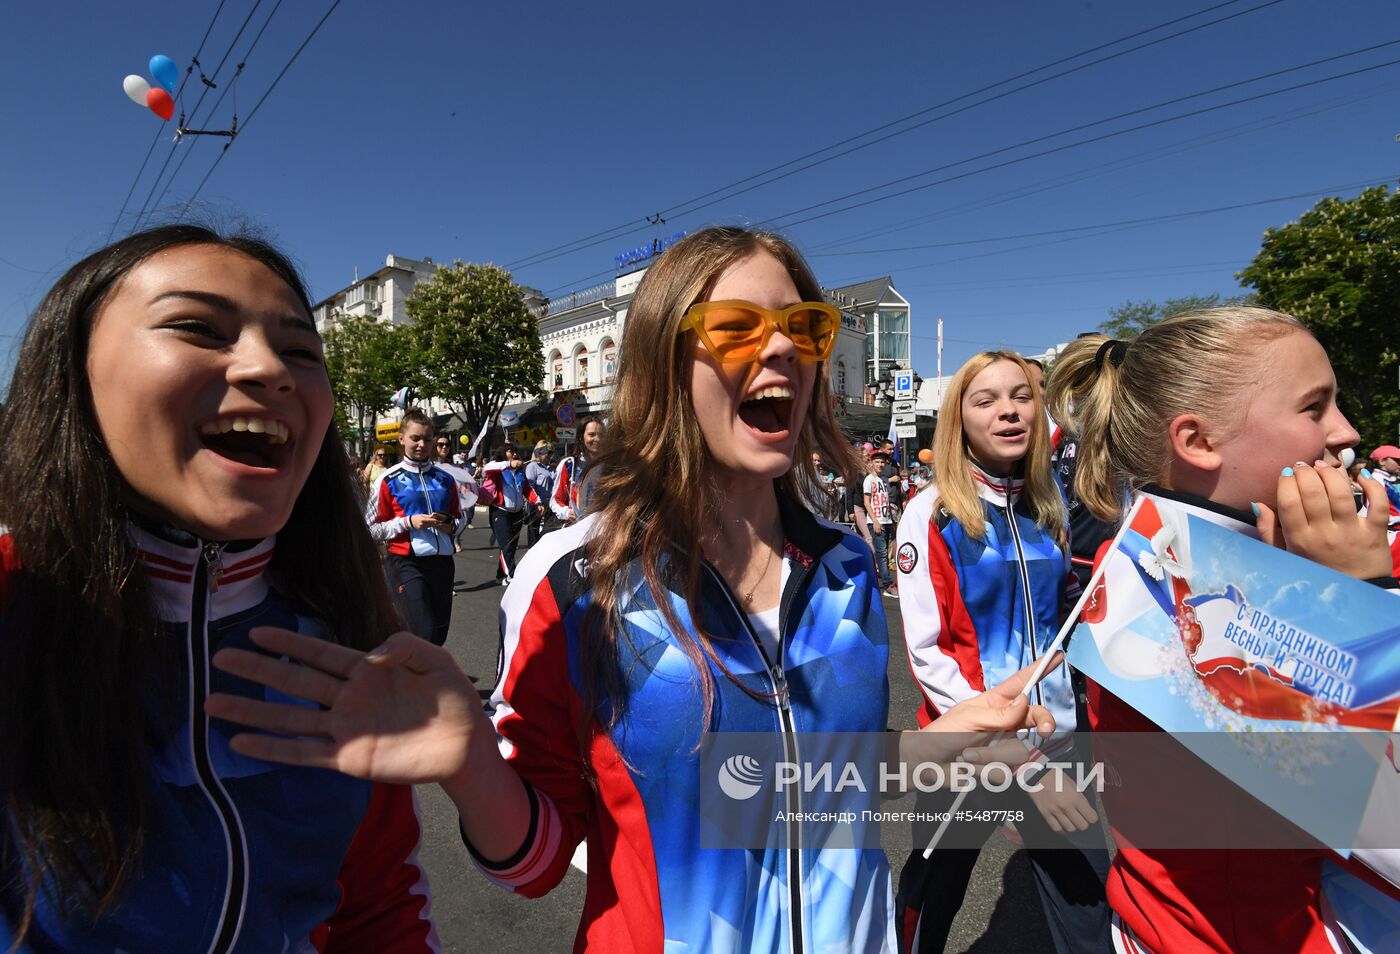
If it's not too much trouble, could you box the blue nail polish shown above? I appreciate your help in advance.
[1281,467,1294,477]
[1250,502,1261,517]
[1361,468,1372,480]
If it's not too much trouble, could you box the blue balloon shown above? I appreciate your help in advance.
[149,55,179,94]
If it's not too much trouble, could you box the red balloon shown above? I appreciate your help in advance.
[146,88,174,120]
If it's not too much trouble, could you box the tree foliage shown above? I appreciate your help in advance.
[1099,293,1251,339]
[1237,184,1400,449]
[324,312,411,456]
[404,262,544,433]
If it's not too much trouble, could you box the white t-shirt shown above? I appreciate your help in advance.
[744,558,791,661]
[863,473,893,525]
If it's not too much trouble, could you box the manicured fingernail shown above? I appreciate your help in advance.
[365,646,388,661]
[1294,461,1309,468]
[1250,502,1261,517]
[1361,468,1372,480]
[1281,467,1294,477]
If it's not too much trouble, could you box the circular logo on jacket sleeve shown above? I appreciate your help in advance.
[896,542,918,574]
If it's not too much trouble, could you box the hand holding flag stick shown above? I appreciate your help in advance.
[919,497,1146,858]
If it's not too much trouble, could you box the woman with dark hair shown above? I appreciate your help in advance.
[208,226,1059,951]
[0,225,437,950]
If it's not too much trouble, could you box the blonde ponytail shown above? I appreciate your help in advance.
[1045,307,1304,522]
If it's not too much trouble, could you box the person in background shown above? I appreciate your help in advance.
[524,440,557,544]
[366,409,463,646]
[864,451,897,595]
[480,446,541,585]
[435,435,479,554]
[362,447,388,489]
[551,416,603,524]
[896,350,1108,954]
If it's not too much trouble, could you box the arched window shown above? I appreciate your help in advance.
[600,338,617,384]
[573,344,589,389]
[548,350,564,391]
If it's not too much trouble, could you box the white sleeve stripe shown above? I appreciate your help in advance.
[896,489,983,713]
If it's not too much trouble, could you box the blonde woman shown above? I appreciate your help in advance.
[206,227,1060,952]
[893,351,1110,954]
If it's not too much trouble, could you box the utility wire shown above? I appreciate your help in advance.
[132,1,266,231]
[809,80,1399,253]
[138,0,284,228]
[767,46,1400,230]
[503,0,1276,272]
[107,0,229,241]
[656,0,1289,225]
[810,180,1397,256]
[176,0,344,223]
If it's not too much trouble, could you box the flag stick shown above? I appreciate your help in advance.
[920,495,1146,858]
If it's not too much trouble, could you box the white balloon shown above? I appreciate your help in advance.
[123,74,151,106]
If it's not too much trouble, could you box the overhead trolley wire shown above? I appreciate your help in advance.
[503,0,1281,273]
[137,0,285,229]
[107,0,230,241]
[175,0,345,223]
[808,79,1400,253]
[765,42,1400,230]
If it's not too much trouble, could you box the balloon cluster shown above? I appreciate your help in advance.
[122,55,179,121]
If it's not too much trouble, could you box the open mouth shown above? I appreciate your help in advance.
[994,427,1026,441]
[197,415,292,470]
[739,384,796,437]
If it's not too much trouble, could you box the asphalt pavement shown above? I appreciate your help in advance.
[414,518,1053,952]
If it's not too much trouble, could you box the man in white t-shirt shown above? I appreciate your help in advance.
[862,452,895,594]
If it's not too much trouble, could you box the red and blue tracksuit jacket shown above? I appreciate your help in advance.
[894,464,1080,760]
[0,526,437,953]
[366,458,462,558]
[472,491,896,952]
[1085,486,1400,954]
[549,455,589,521]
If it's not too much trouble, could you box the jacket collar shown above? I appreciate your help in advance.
[1141,484,1258,537]
[969,459,1024,506]
[128,516,275,622]
[397,457,434,474]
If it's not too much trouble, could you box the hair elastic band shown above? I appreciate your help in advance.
[1093,339,1129,373]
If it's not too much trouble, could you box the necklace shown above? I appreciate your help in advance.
[741,539,779,606]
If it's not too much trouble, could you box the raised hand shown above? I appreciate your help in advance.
[1255,463,1391,580]
[205,627,488,785]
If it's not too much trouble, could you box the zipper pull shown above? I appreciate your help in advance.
[202,542,224,593]
[772,667,791,711]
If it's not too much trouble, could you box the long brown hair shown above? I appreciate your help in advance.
[1045,308,1303,522]
[580,226,861,736]
[932,351,1066,546]
[0,225,402,941]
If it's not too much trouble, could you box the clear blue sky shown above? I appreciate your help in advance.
[5,0,1398,388]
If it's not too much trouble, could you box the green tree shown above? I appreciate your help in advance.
[404,262,544,436]
[324,312,411,456]
[1099,293,1250,338]
[1237,184,1400,448]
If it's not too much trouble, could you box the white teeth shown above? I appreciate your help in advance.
[198,416,290,444]
[744,385,795,403]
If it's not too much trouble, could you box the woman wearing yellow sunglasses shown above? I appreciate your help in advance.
[207,226,1059,951]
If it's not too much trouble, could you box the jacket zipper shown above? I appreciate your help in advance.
[416,467,447,555]
[190,542,250,954]
[705,549,819,953]
[1001,475,1043,710]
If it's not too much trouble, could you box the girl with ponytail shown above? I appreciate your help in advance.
[1045,307,1397,954]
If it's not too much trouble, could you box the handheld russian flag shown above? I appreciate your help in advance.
[391,386,413,410]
